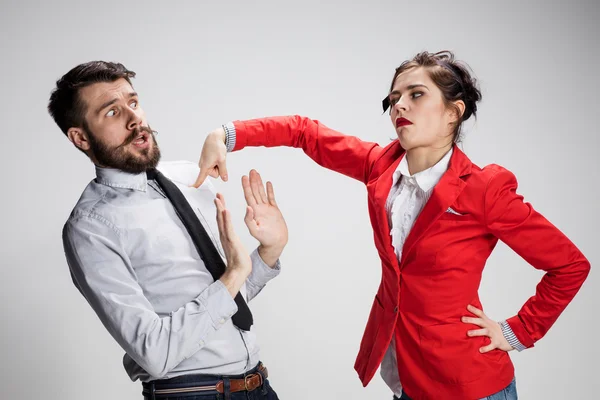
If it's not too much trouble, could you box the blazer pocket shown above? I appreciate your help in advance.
[437,211,477,222]
[418,322,504,384]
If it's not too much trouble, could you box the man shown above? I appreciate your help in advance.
[48,61,287,399]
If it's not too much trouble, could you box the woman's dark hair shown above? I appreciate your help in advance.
[383,51,482,142]
[48,61,136,135]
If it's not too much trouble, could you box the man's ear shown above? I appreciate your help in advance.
[67,127,91,152]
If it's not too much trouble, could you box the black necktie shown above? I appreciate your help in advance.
[146,168,253,331]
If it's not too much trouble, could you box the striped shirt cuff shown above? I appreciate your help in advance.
[223,121,236,152]
[500,320,527,352]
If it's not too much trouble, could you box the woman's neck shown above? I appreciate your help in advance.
[405,143,453,176]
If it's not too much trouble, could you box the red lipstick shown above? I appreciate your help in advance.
[396,117,412,127]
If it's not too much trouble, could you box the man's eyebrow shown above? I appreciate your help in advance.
[95,92,138,115]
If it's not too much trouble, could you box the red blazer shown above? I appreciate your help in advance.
[232,116,590,399]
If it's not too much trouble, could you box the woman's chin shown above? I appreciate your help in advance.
[396,132,431,151]
[396,136,414,151]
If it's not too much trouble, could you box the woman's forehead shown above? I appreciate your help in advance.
[392,67,431,91]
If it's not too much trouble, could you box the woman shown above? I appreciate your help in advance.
[194,51,590,400]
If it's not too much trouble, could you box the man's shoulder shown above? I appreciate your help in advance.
[65,160,216,227]
[61,185,124,246]
[65,180,112,225]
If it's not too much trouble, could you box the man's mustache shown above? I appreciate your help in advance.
[117,126,157,148]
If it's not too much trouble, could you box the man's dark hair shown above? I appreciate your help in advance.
[48,61,136,135]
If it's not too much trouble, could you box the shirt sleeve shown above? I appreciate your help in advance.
[63,214,238,379]
[500,320,527,352]
[245,248,281,302]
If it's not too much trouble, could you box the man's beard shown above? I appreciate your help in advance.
[86,124,161,174]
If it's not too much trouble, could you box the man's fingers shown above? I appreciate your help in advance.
[266,181,278,207]
[250,169,266,204]
[222,207,236,238]
[253,170,268,203]
[244,206,258,232]
[215,194,232,241]
[215,195,224,213]
[244,205,255,223]
[467,328,489,337]
[216,192,227,208]
[214,197,225,235]
[242,175,258,207]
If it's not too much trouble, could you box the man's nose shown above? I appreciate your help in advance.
[126,108,142,131]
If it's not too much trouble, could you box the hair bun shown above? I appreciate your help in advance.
[450,61,482,121]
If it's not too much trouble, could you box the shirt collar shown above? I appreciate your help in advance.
[392,148,453,192]
[95,165,148,192]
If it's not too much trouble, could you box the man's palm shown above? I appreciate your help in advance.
[242,170,288,249]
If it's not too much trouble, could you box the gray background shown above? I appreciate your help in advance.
[1,0,598,399]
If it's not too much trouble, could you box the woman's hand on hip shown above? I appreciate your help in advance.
[462,304,514,353]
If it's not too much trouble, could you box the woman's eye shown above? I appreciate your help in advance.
[411,92,423,99]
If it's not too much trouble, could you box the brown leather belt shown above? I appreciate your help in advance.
[216,364,268,393]
[142,363,268,398]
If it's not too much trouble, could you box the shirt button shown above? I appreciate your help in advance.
[219,318,226,324]
[199,340,205,346]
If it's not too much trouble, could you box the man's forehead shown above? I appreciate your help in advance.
[81,78,134,105]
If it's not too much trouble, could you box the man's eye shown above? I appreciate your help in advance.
[106,109,116,117]
[130,101,138,108]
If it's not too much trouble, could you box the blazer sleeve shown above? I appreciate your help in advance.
[232,115,384,184]
[483,166,590,348]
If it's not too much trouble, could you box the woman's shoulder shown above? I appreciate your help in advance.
[463,162,520,200]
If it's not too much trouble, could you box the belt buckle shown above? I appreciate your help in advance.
[244,374,253,391]
[244,372,263,391]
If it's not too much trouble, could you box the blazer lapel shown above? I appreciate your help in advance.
[370,144,404,268]
[400,146,472,269]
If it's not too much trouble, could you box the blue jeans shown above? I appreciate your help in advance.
[479,377,518,400]
[142,362,279,400]
[394,377,517,400]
